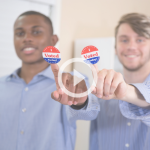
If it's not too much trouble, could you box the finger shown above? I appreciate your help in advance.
[103,70,114,97]
[93,64,99,73]
[96,69,108,98]
[51,90,60,101]
[52,91,72,105]
[110,73,122,95]
[115,82,127,99]
[51,64,60,90]
[62,73,69,88]
[63,73,75,103]
[91,86,96,94]
[73,80,87,105]
[52,89,71,105]
[73,84,80,105]
[60,92,72,105]
[68,75,75,102]
[113,73,127,98]
[90,64,99,84]
[61,73,74,105]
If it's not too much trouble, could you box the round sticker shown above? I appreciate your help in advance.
[81,45,100,64]
[42,46,61,64]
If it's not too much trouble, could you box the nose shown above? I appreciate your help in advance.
[127,40,137,51]
[23,32,33,43]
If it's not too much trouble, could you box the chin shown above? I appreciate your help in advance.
[22,59,43,65]
[123,65,142,72]
[22,56,44,64]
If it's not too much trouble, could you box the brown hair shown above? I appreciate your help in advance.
[115,13,150,39]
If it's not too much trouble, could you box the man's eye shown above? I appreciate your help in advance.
[137,39,143,43]
[33,30,41,35]
[15,32,24,36]
[121,39,128,43]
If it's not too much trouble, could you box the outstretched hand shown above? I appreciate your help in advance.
[91,64,128,100]
[51,64,88,106]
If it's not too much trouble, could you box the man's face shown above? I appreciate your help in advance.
[14,15,57,64]
[116,23,150,71]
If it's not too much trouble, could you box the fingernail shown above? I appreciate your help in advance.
[98,94,102,98]
[68,101,72,106]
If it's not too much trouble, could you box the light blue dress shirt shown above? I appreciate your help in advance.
[0,66,77,150]
[69,74,150,150]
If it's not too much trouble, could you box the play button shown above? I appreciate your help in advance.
[58,58,97,98]
[73,69,85,86]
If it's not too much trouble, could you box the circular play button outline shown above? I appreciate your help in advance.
[58,58,97,98]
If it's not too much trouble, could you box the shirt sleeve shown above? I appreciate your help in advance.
[119,81,150,126]
[66,93,100,124]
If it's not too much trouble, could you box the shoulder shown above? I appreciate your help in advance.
[0,75,9,83]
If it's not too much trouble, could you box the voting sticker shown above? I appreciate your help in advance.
[81,45,100,64]
[42,46,61,64]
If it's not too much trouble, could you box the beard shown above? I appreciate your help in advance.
[117,54,150,72]
[122,63,144,72]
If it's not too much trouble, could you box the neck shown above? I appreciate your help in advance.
[19,60,49,84]
[124,61,150,84]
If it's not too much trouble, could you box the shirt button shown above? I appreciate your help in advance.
[21,131,24,134]
[22,108,26,112]
[96,106,98,109]
[127,122,131,126]
[25,87,28,91]
[125,143,129,147]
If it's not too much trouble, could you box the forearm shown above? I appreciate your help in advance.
[120,84,150,108]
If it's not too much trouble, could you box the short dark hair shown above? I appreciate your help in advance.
[16,10,53,34]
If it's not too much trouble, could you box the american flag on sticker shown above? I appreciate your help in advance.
[42,46,61,64]
[81,45,100,64]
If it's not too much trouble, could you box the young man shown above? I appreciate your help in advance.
[0,11,92,150]
[52,13,150,150]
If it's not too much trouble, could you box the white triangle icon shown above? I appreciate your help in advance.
[73,69,85,86]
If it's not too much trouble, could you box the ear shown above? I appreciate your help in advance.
[51,35,59,46]
[114,42,117,55]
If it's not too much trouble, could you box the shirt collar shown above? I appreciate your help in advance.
[6,68,21,81]
[38,65,55,80]
[6,65,55,81]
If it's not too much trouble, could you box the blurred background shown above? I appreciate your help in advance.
[0,0,150,149]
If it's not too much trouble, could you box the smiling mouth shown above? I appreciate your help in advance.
[125,55,139,58]
[23,47,36,54]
